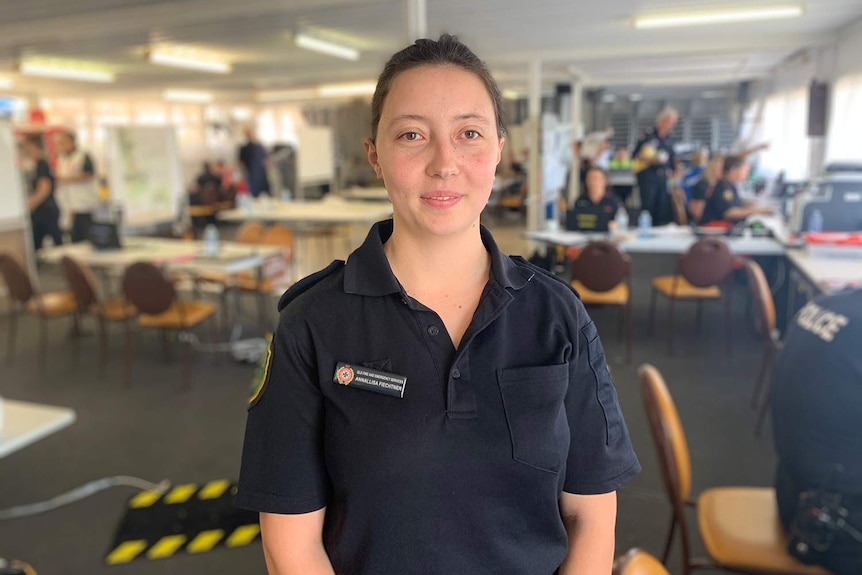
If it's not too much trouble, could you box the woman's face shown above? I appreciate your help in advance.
[366,64,504,238]
[586,169,606,201]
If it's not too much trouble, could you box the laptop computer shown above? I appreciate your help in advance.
[89,221,122,250]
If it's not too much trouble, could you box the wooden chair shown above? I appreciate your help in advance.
[648,237,735,355]
[0,253,78,363]
[238,224,295,325]
[614,548,671,575]
[743,259,782,436]
[234,220,265,244]
[570,241,633,363]
[60,256,137,366]
[122,262,218,383]
[671,186,689,226]
[637,363,832,575]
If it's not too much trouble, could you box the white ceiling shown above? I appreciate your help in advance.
[0,0,860,100]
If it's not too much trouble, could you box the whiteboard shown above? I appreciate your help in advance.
[0,121,26,226]
[106,126,184,228]
[296,126,334,186]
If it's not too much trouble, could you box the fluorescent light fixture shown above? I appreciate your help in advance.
[256,88,319,102]
[601,94,617,103]
[0,77,12,90]
[149,46,231,74]
[317,81,376,98]
[295,33,359,61]
[19,59,115,83]
[634,5,803,29]
[163,89,213,103]
[629,93,643,102]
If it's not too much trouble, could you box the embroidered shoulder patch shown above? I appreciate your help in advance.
[249,334,273,407]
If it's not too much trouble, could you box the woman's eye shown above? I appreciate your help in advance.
[400,132,421,141]
[463,130,480,139]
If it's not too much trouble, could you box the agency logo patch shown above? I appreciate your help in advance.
[336,365,355,385]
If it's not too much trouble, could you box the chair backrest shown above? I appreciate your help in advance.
[678,237,734,288]
[122,262,175,315]
[744,259,776,338]
[261,224,295,263]
[613,548,672,575]
[0,253,35,303]
[670,187,688,226]
[235,221,265,244]
[60,256,99,310]
[572,241,629,293]
[638,364,692,504]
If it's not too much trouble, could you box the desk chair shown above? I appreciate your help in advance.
[637,363,832,575]
[570,241,633,363]
[648,237,734,355]
[235,220,265,244]
[743,260,782,437]
[122,262,218,384]
[614,548,671,575]
[60,256,136,367]
[238,224,295,325]
[0,253,78,363]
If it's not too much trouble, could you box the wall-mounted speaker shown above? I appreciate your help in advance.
[808,80,829,137]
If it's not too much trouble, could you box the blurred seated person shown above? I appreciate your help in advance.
[681,149,707,201]
[193,162,222,204]
[689,154,724,223]
[608,147,631,170]
[699,155,771,225]
[771,288,862,575]
[566,166,620,232]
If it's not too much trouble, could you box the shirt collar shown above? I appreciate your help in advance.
[343,219,534,296]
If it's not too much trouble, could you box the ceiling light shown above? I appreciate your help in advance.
[256,88,319,102]
[601,94,617,103]
[634,5,803,29]
[163,89,213,103]
[629,94,643,102]
[0,77,12,90]
[149,46,231,74]
[295,33,359,61]
[317,81,376,98]
[19,59,115,83]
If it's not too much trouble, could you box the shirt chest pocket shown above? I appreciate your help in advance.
[497,363,570,474]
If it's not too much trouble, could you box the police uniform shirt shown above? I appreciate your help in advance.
[567,194,619,232]
[28,158,58,216]
[632,127,675,177]
[700,179,742,224]
[237,219,641,575]
[772,289,862,511]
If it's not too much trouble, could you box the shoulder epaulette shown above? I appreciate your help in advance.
[510,256,581,300]
[277,260,345,312]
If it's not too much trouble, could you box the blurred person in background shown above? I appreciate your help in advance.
[700,155,771,224]
[21,135,62,249]
[689,154,724,223]
[567,166,620,232]
[55,130,99,243]
[681,149,707,201]
[238,127,270,198]
[632,107,678,226]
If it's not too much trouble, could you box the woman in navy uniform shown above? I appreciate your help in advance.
[567,165,620,232]
[237,34,640,575]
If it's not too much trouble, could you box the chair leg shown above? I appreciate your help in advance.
[160,329,172,362]
[616,306,624,341]
[124,318,134,385]
[661,511,677,564]
[98,317,108,371]
[71,314,81,367]
[667,297,677,355]
[647,289,658,336]
[751,347,771,408]
[181,331,191,388]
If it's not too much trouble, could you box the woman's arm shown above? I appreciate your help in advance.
[27,177,52,211]
[260,509,336,575]
[557,491,617,575]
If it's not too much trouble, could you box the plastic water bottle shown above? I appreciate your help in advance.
[280,187,292,202]
[614,206,629,230]
[237,190,252,211]
[808,208,824,233]
[203,223,220,257]
[638,210,652,238]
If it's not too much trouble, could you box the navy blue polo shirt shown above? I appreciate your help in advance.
[700,179,742,224]
[237,219,640,574]
[567,194,620,232]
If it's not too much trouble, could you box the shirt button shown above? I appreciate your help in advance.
[451,368,461,379]
[427,326,439,336]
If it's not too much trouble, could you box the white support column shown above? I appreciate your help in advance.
[406,0,427,42]
[527,59,542,235]
[567,78,583,205]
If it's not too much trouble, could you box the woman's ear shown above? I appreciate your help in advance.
[364,139,381,179]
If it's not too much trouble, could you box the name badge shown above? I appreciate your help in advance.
[333,362,407,399]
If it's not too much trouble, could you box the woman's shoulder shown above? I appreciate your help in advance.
[277,260,346,316]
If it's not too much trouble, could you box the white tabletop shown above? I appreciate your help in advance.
[525,227,786,256]
[219,198,393,225]
[0,399,76,458]
[786,249,862,294]
[38,237,284,275]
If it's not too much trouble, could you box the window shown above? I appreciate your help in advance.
[758,88,809,180]
[826,73,862,163]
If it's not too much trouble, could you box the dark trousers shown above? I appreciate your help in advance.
[776,466,862,575]
[71,212,93,243]
[31,209,63,250]
[637,171,672,226]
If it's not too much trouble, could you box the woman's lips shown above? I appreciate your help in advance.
[420,192,462,208]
